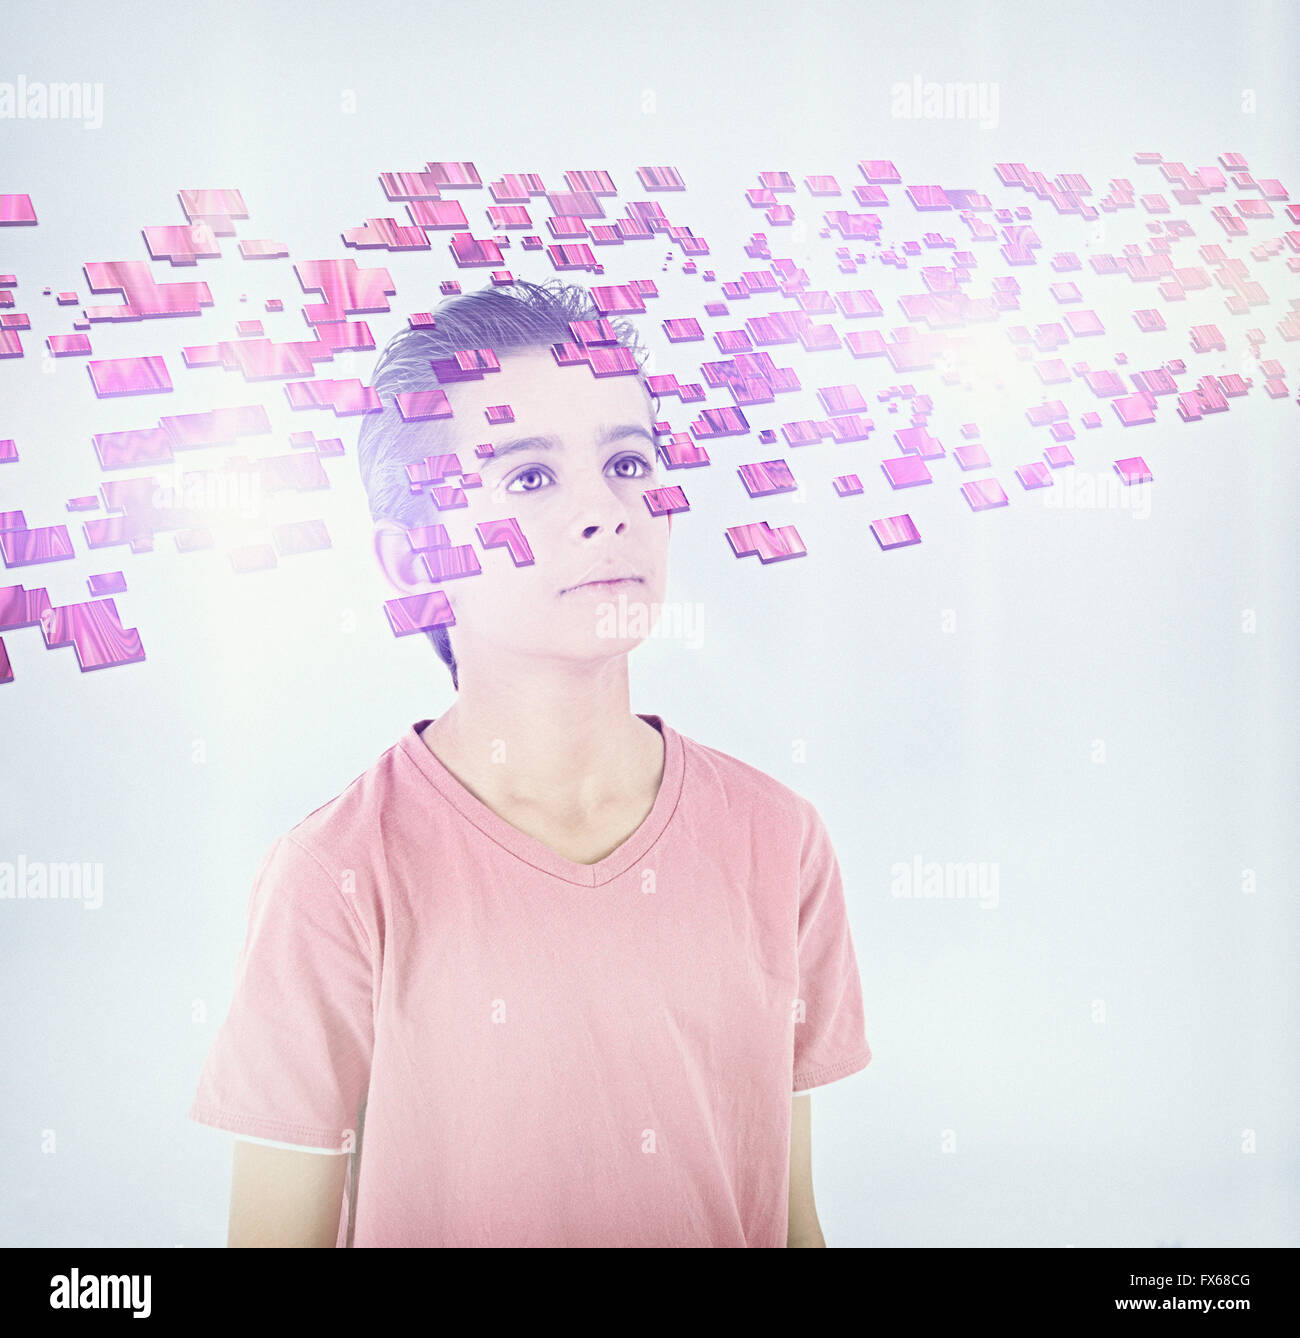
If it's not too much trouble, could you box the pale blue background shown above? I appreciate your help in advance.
[1,0,1296,1246]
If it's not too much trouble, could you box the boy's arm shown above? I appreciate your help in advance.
[787,1092,826,1247]
[227,1140,348,1247]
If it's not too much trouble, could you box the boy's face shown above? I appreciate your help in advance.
[379,347,672,674]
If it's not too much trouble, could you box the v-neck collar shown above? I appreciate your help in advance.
[398,713,686,888]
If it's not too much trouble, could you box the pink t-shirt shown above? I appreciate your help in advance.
[189,714,871,1247]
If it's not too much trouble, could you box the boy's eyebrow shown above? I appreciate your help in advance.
[483,422,655,468]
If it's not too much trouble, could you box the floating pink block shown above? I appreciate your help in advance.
[272,519,331,557]
[485,404,515,425]
[738,459,796,497]
[396,388,452,420]
[1044,444,1075,467]
[284,377,381,416]
[385,590,454,636]
[832,474,863,496]
[1016,462,1053,489]
[881,455,932,488]
[0,583,53,630]
[893,425,943,458]
[420,544,481,581]
[0,195,37,225]
[961,478,1009,511]
[0,636,10,683]
[724,520,805,563]
[88,354,172,397]
[229,544,277,572]
[1114,456,1152,485]
[475,517,534,565]
[954,443,990,470]
[83,259,213,320]
[39,597,144,671]
[143,223,220,264]
[87,571,127,596]
[1081,411,1103,428]
[1112,393,1156,425]
[178,188,247,234]
[1,525,74,566]
[46,332,92,356]
[643,485,690,516]
[1065,308,1105,337]
[870,514,920,550]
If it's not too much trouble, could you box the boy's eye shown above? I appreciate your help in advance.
[611,454,653,478]
[506,466,551,493]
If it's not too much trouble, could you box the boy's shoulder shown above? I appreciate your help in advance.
[676,724,820,825]
[274,732,413,868]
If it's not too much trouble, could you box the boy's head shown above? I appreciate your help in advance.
[357,279,670,692]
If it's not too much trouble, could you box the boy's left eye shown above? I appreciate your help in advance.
[610,454,652,479]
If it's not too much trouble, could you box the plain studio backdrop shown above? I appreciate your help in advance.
[1,0,1296,1247]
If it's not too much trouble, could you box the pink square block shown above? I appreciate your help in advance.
[954,443,990,470]
[1114,456,1152,484]
[881,455,932,489]
[870,514,921,550]
[961,478,1009,511]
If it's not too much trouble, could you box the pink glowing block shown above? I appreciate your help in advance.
[47,333,92,356]
[178,188,247,234]
[39,597,145,671]
[0,195,37,225]
[385,590,455,636]
[0,636,10,683]
[143,223,221,264]
[87,571,127,596]
[1044,444,1075,467]
[1081,411,1103,429]
[870,515,920,550]
[881,456,932,489]
[833,474,863,496]
[229,545,277,573]
[272,519,331,557]
[1065,309,1105,337]
[83,260,213,320]
[1016,462,1053,489]
[644,485,690,517]
[475,517,535,566]
[725,521,805,563]
[485,404,515,425]
[406,524,450,552]
[961,479,1009,511]
[396,388,453,420]
[0,583,52,630]
[1114,457,1152,485]
[284,378,381,416]
[893,425,943,458]
[954,443,991,470]
[1,525,74,567]
[88,355,172,397]
[1112,393,1156,426]
[420,544,481,581]
[738,460,796,497]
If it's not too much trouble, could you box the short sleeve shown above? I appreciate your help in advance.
[189,834,375,1149]
[792,801,872,1092]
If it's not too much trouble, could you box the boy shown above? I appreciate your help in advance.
[188,279,871,1247]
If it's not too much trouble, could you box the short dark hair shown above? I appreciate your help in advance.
[357,278,658,690]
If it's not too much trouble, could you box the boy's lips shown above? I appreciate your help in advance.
[561,574,643,593]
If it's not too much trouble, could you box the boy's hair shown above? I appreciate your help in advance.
[357,278,657,691]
